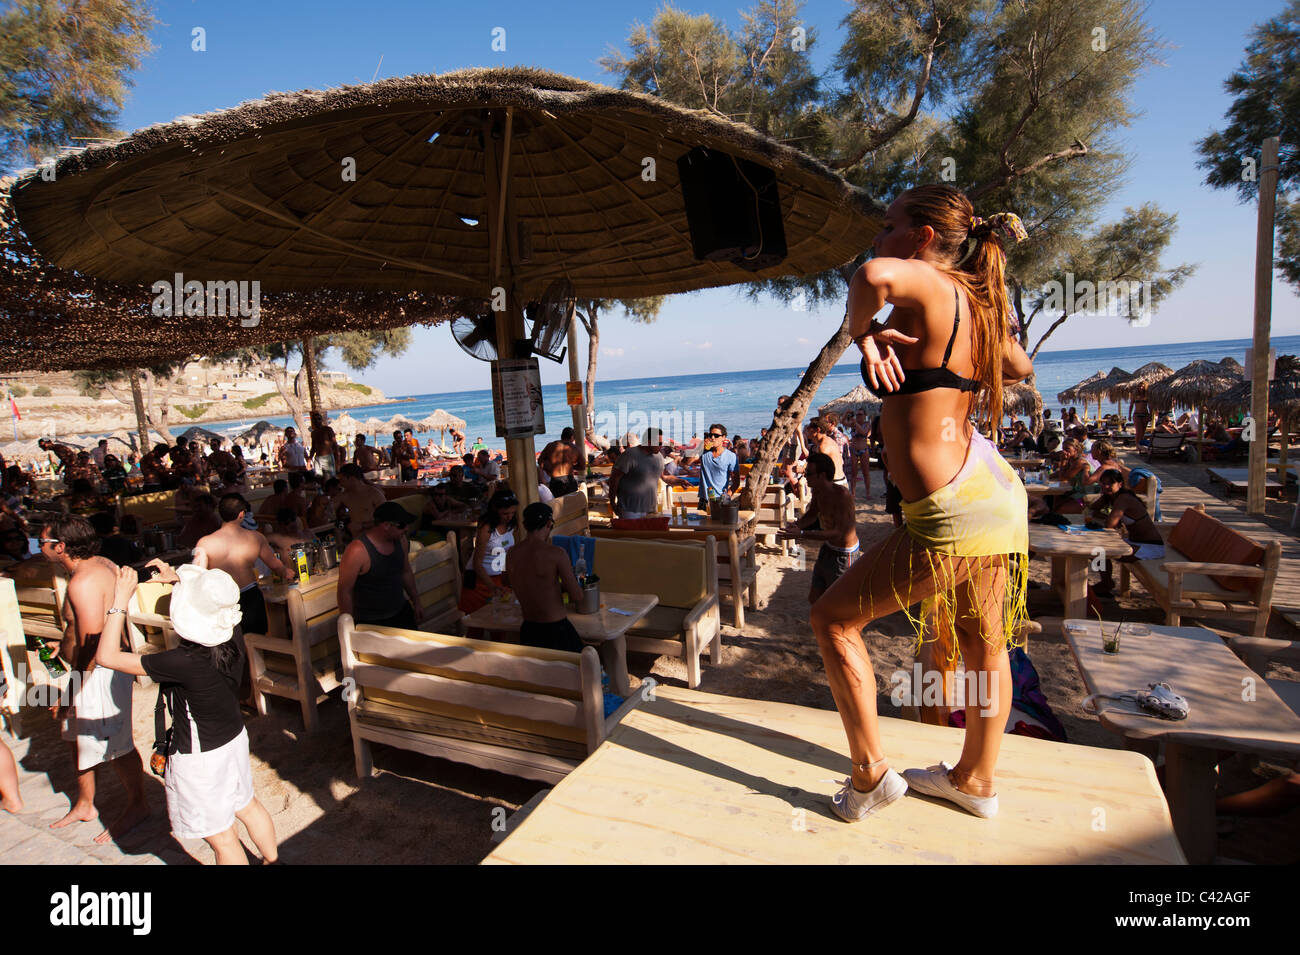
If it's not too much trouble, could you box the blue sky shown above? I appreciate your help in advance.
[100,0,1300,394]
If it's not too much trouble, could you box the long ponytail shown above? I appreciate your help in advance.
[898,186,1027,430]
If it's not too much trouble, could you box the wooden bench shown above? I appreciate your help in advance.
[409,536,463,634]
[589,536,721,687]
[1229,636,1300,717]
[593,521,757,630]
[551,488,592,538]
[337,615,652,783]
[245,573,343,732]
[1121,505,1281,637]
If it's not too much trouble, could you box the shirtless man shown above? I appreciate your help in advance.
[540,427,586,497]
[310,412,342,478]
[808,417,847,486]
[265,508,317,565]
[38,439,78,485]
[306,477,339,528]
[257,479,292,519]
[195,494,293,650]
[779,452,859,603]
[336,464,386,540]
[506,503,584,653]
[352,435,382,474]
[206,437,238,477]
[40,515,148,842]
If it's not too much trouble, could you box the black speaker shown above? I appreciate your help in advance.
[676,146,787,271]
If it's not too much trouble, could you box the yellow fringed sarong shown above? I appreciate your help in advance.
[864,431,1029,661]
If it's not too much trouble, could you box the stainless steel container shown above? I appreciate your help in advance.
[577,581,600,615]
[710,500,740,524]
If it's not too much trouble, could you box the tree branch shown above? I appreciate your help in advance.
[968,139,1088,199]
[1030,311,1070,360]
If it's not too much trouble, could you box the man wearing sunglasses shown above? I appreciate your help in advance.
[698,423,739,510]
[40,515,149,843]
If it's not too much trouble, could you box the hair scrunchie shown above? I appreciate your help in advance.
[969,211,1028,244]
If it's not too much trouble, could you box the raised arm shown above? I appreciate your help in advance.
[95,567,147,677]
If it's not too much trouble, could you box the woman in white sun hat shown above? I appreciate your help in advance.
[95,556,279,864]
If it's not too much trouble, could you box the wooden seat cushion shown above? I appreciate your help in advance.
[1166,508,1265,592]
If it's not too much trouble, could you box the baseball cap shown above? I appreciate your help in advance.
[373,501,416,527]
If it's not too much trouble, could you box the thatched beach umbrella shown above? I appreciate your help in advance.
[818,385,881,420]
[331,413,363,437]
[1057,370,1108,409]
[385,416,420,435]
[1211,354,1300,468]
[1149,359,1244,462]
[1003,381,1043,421]
[9,67,881,508]
[236,420,282,444]
[1073,366,1131,422]
[178,425,226,445]
[1111,361,1173,402]
[420,410,467,452]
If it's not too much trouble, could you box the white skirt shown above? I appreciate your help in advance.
[165,727,254,841]
[61,666,135,771]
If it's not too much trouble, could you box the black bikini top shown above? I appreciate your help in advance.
[860,286,981,398]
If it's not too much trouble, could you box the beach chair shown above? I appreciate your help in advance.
[125,579,181,685]
[337,615,652,783]
[1144,432,1188,461]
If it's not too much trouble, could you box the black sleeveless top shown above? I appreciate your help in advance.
[861,286,981,398]
[353,534,406,620]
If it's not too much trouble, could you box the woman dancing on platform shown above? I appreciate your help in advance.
[812,184,1034,822]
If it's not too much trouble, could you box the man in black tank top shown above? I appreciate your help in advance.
[337,502,422,629]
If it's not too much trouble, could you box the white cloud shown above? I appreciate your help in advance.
[797,337,810,344]
[602,347,625,357]
[696,341,713,350]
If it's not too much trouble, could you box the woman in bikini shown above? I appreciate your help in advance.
[846,410,873,499]
[1131,388,1152,445]
[811,184,1033,822]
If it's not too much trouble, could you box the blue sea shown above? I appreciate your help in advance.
[210,334,1300,451]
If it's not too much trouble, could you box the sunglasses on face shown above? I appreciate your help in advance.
[39,538,58,545]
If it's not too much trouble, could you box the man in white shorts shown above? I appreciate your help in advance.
[41,515,149,844]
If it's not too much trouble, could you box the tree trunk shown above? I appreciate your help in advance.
[269,361,309,439]
[129,370,149,452]
[582,306,600,440]
[301,337,323,420]
[740,313,854,510]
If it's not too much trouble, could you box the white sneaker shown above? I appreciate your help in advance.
[902,761,998,818]
[829,767,908,823]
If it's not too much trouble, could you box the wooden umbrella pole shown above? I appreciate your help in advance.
[566,317,587,458]
[1248,136,1281,514]
[483,108,538,511]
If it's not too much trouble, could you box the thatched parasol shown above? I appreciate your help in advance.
[8,67,881,508]
[11,67,878,303]
[1068,366,1130,422]
[385,416,420,434]
[1111,361,1173,401]
[236,420,282,444]
[1210,355,1300,467]
[1057,370,1108,407]
[818,385,881,420]
[1218,357,1245,376]
[177,425,227,445]
[1149,360,1244,462]
[331,413,363,437]
[1003,381,1043,420]
[420,410,467,452]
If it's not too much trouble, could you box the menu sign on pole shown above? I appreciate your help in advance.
[491,358,545,438]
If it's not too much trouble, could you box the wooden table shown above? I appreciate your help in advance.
[1022,481,1073,496]
[1062,618,1300,863]
[483,685,1185,864]
[460,591,657,697]
[1028,524,1131,619]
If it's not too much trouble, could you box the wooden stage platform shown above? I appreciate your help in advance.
[483,687,1185,865]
